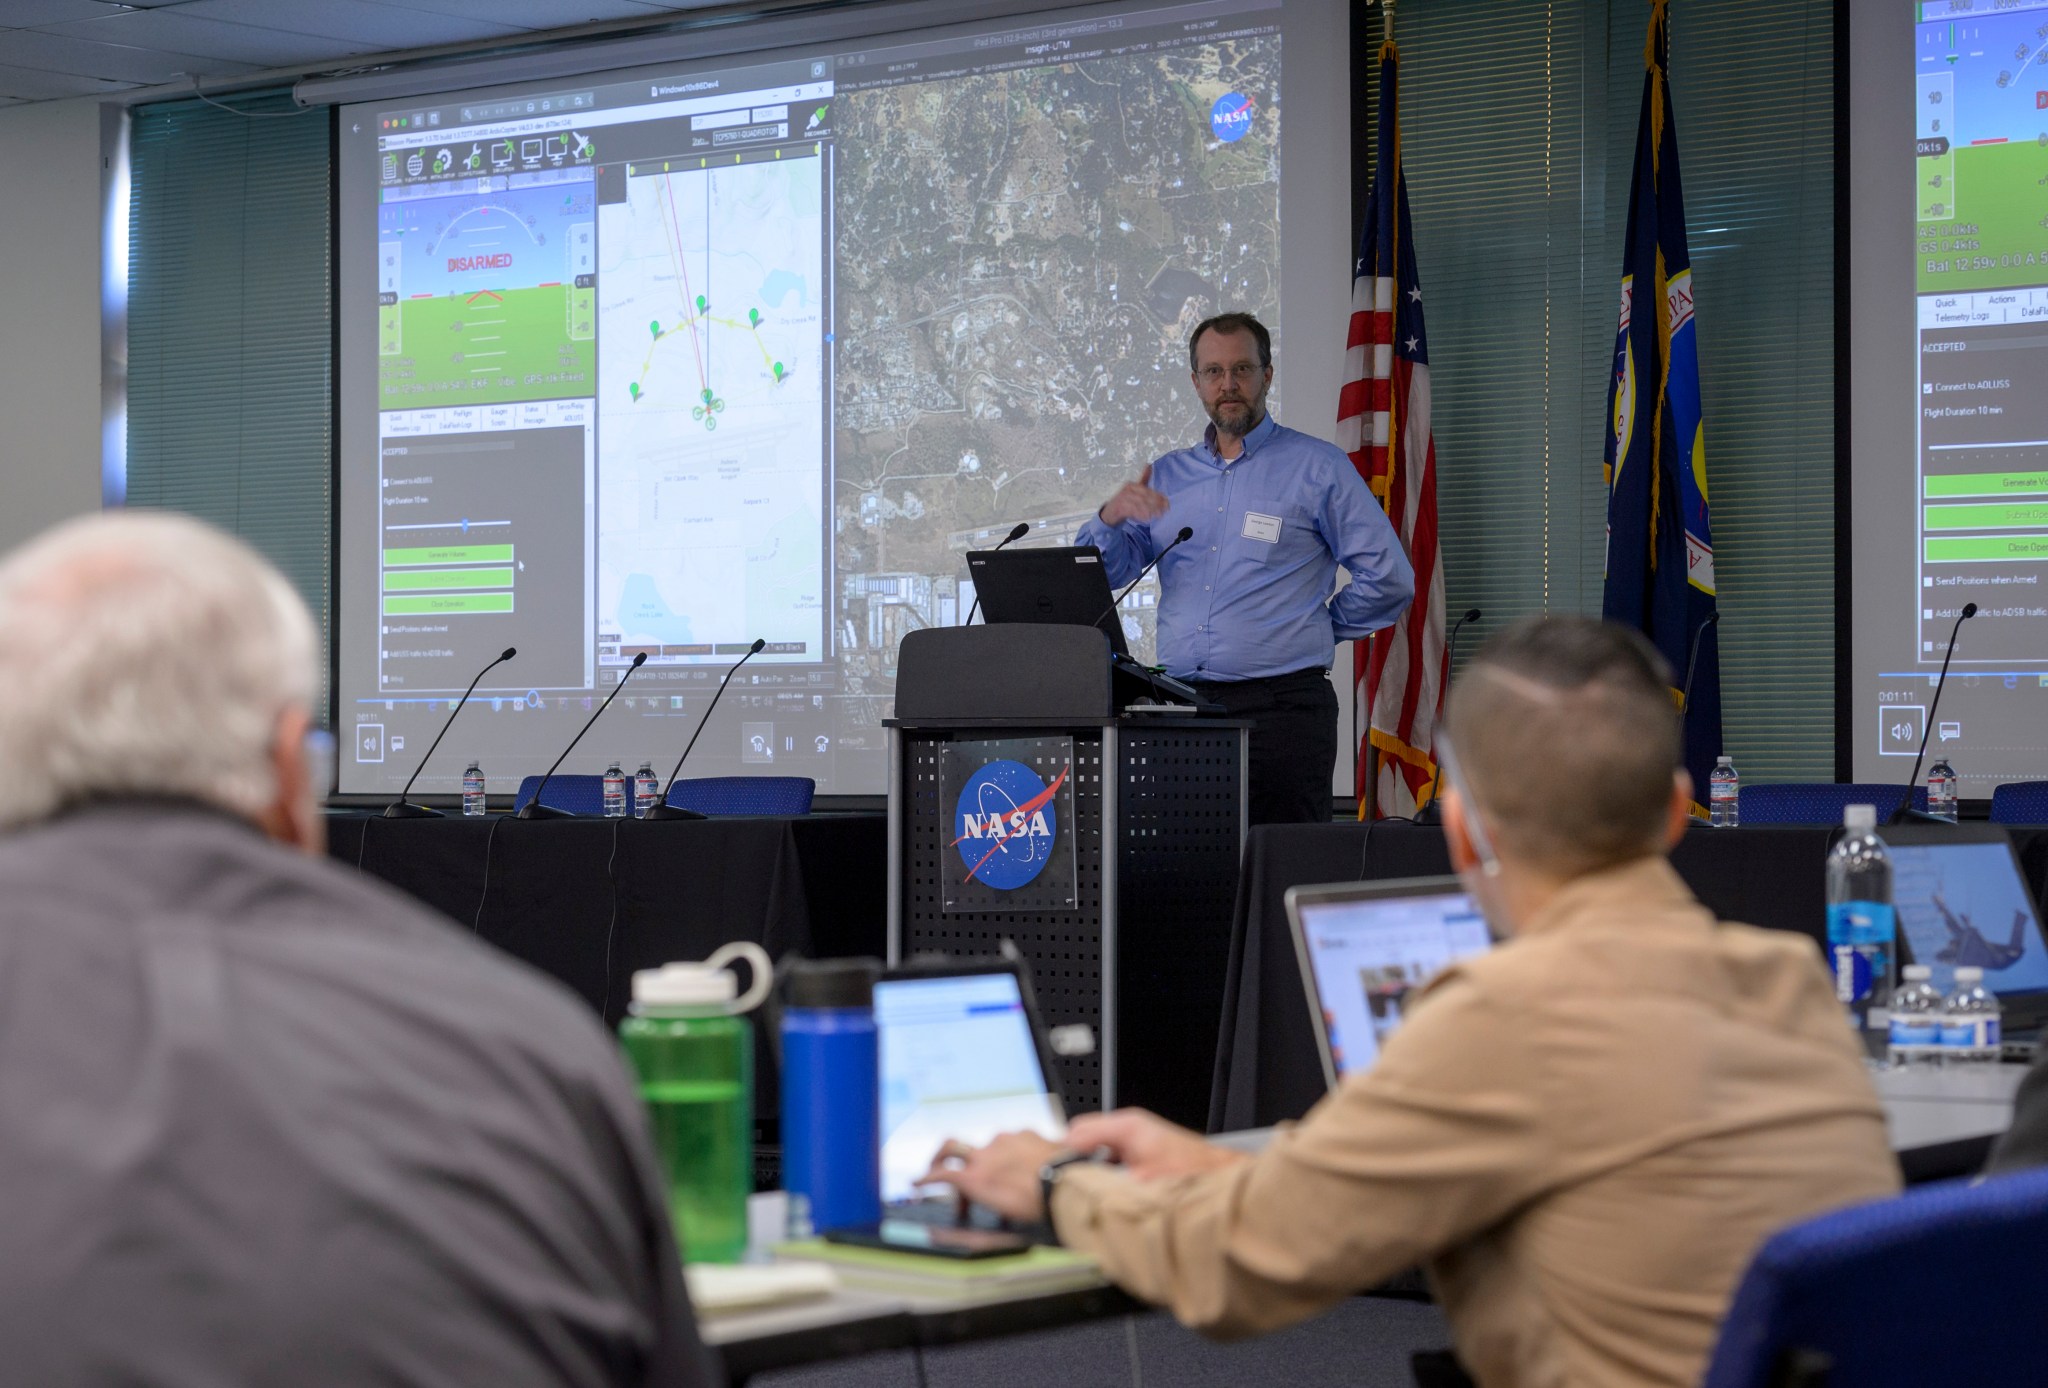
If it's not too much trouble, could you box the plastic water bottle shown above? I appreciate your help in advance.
[1926,758,1958,822]
[462,761,486,816]
[603,761,627,818]
[618,943,771,1263]
[1939,966,2002,1066]
[1826,804,1895,1030]
[781,959,882,1235]
[1710,756,1739,827]
[635,761,660,818]
[1887,965,1943,1067]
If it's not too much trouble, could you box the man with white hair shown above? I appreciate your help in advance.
[0,512,718,1387]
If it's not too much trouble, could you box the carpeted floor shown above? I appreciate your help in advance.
[755,1296,1455,1387]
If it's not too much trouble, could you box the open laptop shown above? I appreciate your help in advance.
[873,959,1067,1220]
[966,545,1130,656]
[1884,821,2048,1056]
[1285,877,1491,1089]
[966,544,1214,710]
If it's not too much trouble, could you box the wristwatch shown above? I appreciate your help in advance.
[1037,1149,1100,1243]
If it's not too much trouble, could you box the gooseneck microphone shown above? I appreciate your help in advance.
[1413,609,1482,826]
[1680,610,1721,717]
[517,650,648,820]
[1892,601,1977,826]
[1093,526,1195,634]
[644,638,767,821]
[383,646,517,818]
[962,522,1031,626]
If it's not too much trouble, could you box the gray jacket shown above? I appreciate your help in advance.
[0,801,719,1387]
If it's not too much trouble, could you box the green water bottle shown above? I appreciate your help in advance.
[619,941,770,1264]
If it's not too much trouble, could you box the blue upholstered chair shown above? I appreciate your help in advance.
[1990,780,2048,825]
[510,774,607,816]
[1702,1167,2048,1388]
[1736,783,1925,826]
[664,775,814,816]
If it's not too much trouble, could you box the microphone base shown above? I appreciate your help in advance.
[1410,803,1443,827]
[1888,807,1955,827]
[642,804,708,821]
[515,801,582,820]
[381,800,445,819]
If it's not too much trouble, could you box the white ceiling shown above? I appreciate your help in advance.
[0,0,730,107]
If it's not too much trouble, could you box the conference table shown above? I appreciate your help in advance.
[326,810,888,1130]
[1208,820,2048,1179]
[704,1074,2024,1381]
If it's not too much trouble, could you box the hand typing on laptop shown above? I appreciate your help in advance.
[919,1110,1246,1223]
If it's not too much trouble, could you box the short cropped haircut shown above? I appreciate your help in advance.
[1188,312,1273,371]
[1443,615,1682,876]
[0,511,319,830]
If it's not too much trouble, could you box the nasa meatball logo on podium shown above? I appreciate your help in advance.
[940,739,1078,912]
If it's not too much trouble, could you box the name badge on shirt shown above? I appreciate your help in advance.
[1241,511,1282,544]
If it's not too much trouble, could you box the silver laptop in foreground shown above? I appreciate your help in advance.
[1885,821,2048,1057]
[1286,877,1491,1089]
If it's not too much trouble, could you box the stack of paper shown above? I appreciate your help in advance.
[772,1240,1103,1303]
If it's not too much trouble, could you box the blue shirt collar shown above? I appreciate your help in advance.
[1203,411,1281,466]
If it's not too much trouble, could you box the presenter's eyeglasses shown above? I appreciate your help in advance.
[1194,363,1268,385]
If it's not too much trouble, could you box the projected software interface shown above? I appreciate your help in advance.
[875,974,1063,1203]
[337,0,1291,794]
[1298,892,1489,1077]
[1892,841,2048,999]
[1885,2,2048,787]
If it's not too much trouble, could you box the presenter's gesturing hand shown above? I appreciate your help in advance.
[1098,463,1170,526]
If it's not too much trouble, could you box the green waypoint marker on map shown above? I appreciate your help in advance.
[628,382,641,401]
[749,309,760,326]
[649,320,661,338]
[696,295,707,311]
[773,362,786,382]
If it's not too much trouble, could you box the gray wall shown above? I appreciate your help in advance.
[0,97,105,556]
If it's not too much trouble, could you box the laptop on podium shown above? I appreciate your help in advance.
[966,543,1214,710]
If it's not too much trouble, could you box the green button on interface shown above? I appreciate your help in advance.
[382,593,515,614]
[384,567,513,591]
[1924,534,2048,561]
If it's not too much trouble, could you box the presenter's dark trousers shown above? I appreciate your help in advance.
[1184,665,1338,826]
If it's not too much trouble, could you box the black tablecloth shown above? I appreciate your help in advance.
[326,812,888,1134]
[1208,821,2048,1136]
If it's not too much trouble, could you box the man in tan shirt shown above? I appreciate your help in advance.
[924,615,1900,1388]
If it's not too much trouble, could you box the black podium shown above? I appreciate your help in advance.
[886,625,1246,1125]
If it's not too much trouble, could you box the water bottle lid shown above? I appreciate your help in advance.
[785,957,879,1008]
[1956,966,1984,984]
[1715,755,1733,766]
[632,961,738,1006]
[1843,804,1876,831]
[1902,964,1931,980]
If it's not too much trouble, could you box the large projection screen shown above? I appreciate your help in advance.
[335,0,1351,797]
[1849,1,2048,795]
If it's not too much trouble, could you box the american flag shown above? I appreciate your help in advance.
[1338,38,1445,819]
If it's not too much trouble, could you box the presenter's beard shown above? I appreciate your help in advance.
[1207,396,1266,438]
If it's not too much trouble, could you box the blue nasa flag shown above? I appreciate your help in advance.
[1601,0,1722,811]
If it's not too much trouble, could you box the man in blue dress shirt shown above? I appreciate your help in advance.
[1077,313,1414,824]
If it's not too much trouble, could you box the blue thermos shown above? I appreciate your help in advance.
[780,958,881,1233]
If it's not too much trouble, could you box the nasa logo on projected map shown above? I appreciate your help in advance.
[594,152,825,670]
[378,172,596,405]
[1210,92,1256,143]
[941,741,1077,913]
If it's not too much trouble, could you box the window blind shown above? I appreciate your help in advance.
[1368,0,1834,781]
[126,91,334,713]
